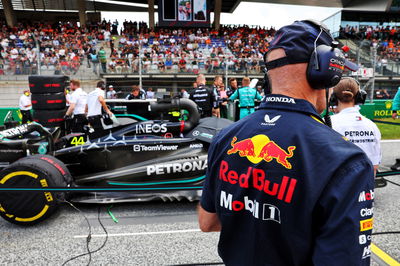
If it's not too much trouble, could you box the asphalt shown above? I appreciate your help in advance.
[0,141,399,266]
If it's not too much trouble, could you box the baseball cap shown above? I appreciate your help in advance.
[266,20,358,72]
[109,85,114,88]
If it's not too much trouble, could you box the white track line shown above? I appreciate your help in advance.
[74,229,201,239]
[381,139,400,143]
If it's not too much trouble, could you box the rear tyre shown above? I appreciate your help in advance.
[0,155,71,226]
[32,93,66,110]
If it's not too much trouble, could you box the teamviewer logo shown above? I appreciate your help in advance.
[133,145,141,152]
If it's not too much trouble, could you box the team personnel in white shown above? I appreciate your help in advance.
[19,89,32,124]
[331,77,382,175]
[86,80,113,137]
[65,79,88,133]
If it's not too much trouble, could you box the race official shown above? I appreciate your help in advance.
[66,79,88,133]
[86,81,113,138]
[229,77,262,119]
[19,89,32,124]
[199,20,374,266]
[189,74,214,118]
[331,78,382,176]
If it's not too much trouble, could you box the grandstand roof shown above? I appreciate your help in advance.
[0,0,392,13]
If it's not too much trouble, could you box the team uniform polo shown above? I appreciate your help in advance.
[70,88,87,115]
[229,86,262,119]
[189,85,215,118]
[201,94,374,266]
[332,107,381,166]
[69,88,88,133]
[87,88,106,133]
[19,94,32,124]
[87,88,105,117]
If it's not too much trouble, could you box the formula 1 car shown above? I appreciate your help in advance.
[0,98,233,225]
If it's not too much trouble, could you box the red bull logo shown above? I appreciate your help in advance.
[227,135,296,169]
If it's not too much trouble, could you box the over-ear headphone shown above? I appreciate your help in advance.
[329,77,367,107]
[306,22,346,90]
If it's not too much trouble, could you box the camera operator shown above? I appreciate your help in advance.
[331,77,381,176]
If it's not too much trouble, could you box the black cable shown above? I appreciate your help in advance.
[169,263,224,266]
[384,178,400,187]
[62,200,92,266]
[61,202,109,266]
[372,231,400,236]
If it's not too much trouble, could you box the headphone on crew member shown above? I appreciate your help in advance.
[329,77,367,107]
[305,20,346,90]
[262,20,346,94]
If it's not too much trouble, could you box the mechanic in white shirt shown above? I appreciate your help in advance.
[331,77,382,176]
[66,79,88,133]
[86,81,113,138]
[19,89,32,124]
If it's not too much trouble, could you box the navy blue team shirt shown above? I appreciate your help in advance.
[201,94,374,266]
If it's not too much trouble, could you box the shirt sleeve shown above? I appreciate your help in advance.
[312,155,374,265]
[200,135,221,213]
[69,93,78,104]
[370,124,382,165]
[255,91,262,100]
[229,90,238,101]
[392,88,400,111]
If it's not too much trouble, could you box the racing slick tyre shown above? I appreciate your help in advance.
[0,155,71,226]
[32,92,66,110]
[29,75,68,94]
[33,109,66,128]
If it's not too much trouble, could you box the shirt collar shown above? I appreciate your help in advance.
[258,94,324,123]
[338,106,360,114]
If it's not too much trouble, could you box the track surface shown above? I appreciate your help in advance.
[0,141,399,265]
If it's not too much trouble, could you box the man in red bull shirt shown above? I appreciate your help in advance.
[198,20,374,266]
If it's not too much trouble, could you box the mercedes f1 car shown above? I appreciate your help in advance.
[0,98,233,225]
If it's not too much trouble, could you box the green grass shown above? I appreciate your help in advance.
[373,118,400,140]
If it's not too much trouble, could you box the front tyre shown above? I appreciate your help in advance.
[0,155,71,226]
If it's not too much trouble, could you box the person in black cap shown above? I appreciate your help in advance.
[198,20,373,265]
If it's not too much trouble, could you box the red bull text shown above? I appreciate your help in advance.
[219,160,297,203]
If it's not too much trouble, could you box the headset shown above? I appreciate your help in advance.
[329,77,367,107]
[305,21,346,90]
[262,20,346,94]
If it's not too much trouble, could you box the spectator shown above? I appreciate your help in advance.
[98,47,107,73]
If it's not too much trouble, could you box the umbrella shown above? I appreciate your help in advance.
[186,117,234,143]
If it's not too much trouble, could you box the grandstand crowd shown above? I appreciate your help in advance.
[1,20,400,76]
[0,20,273,75]
[340,25,400,62]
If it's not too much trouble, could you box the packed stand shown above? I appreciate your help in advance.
[339,25,400,62]
[0,20,112,75]
[104,22,276,74]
